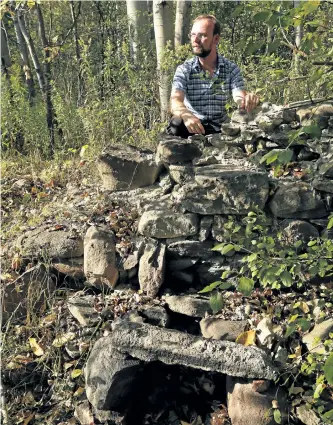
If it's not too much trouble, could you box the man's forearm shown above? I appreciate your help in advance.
[170,99,189,117]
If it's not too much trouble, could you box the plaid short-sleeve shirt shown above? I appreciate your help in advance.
[172,54,245,130]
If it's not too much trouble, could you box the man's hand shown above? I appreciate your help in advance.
[240,92,260,112]
[181,111,205,134]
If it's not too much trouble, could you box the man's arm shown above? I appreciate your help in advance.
[170,88,205,134]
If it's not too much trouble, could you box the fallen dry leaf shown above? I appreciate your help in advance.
[29,337,44,356]
[52,332,75,347]
[235,330,256,346]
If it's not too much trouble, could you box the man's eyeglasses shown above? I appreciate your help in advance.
[188,32,208,40]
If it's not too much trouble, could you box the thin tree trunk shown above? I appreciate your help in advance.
[265,25,274,55]
[10,1,35,99]
[17,6,45,94]
[294,0,303,73]
[69,0,84,106]
[36,3,55,156]
[153,0,174,121]
[174,0,192,47]
[126,0,149,63]
[1,24,11,79]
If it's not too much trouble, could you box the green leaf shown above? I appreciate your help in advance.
[245,41,264,55]
[314,383,325,399]
[221,244,235,255]
[260,150,279,165]
[322,410,333,421]
[219,281,232,290]
[231,5,243,18]
[199,281,222,294]
[280,271,293,287]
[285,324,297,337]
[302,124,322,138]
[210,292,224,314]
[324,353,333,385]
[253,11,271,22]
[308,240,317,246]
[212,243,224,251]
[267,39,281,53]
[273,409,281,424]
[327,217,333,230]
[277,149,293,165]
[238,277,254,296]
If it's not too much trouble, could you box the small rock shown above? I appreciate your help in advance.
[302,318,333,354]
[256,317,275,348]
[84,226,119,290]
[295,404,320,425]
[221,122,241,136]
[67,295,101,327]
[164,294,211,317]
[199,216,213,241]
[200,318,247,341]
[138,210,199,239]
[138,242,166,297]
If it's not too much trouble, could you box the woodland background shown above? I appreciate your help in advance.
[1,0,333,161]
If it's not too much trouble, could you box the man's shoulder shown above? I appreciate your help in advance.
[177,57,197,72]
[218,55,241,71]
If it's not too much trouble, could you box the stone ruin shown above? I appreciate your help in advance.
[3,101,333,425]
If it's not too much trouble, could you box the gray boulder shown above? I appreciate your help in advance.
[279,219,319,247]
[173,164,269,215]
[156,138,201,164]
[138,210,199,238]
[269,183,327,219]
[15,225,83,260]
[227,377,287,425]
[98,146,162,190]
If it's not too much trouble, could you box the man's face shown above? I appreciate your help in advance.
[190,19,219,58]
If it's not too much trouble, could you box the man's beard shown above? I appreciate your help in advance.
[192,44,211,58]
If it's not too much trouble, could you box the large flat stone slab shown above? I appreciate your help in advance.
[110,321,277,380]
[173,164,269,214]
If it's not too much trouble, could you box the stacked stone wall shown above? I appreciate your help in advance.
[99,101,333,296]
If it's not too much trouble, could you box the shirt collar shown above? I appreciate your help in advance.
[192,54,225,72]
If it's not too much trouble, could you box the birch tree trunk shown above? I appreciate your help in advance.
[10,1,35,99]
[175,0,192,47]
[294,0,303,74]
[17,6,45,94]
[126,0,149,62]
[153,0,174,121]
